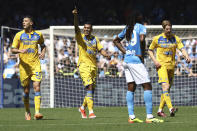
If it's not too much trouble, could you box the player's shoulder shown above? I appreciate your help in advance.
[15,30,25,36]
[34,30,43,36]
[91,34,97,39]
[135,23,146,34]
[135,23,146,28]
[172,34,181,40]
[153,33,162,40]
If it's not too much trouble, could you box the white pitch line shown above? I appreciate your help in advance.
[0,121,185,127]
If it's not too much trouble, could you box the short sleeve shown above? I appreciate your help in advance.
[175,36,184,50]
[139,25,146,35]
[38,33,44,45]
[11,33,20,49]
[149,36,158,50]
[95,37,103,51]
[118,27,126,40]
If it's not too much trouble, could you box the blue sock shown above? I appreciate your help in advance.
[144,90,153,115]
[126,91,134,115]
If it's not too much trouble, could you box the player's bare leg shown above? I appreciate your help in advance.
[23,80,31,120]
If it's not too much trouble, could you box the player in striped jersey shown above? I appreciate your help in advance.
[11,16,46,120]
[72,8,111,119]
[148,20,191,117]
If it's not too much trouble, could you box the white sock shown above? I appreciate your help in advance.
[158,109,162,112]
[129,115,135,119]
[147,114,154,119]
[169,108,173,112]
[89,110,94,114]
[81,106,85,110]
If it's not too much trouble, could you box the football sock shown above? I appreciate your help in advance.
[82,97,87,109]
[163,91,173,110]
[126,91,134,116]
[144,90,153,115]
[86,90,93,112]
[23,93,30,113]
[34,92,41,114]
[159,94,165,112]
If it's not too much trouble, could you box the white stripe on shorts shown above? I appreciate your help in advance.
[124,63,150,84]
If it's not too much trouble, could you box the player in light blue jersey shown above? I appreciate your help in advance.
[113,11,163,123]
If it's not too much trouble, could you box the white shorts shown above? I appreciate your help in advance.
[124,63,150,85]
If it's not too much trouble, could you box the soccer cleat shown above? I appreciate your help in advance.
[78,107,87,118]
[128,118,143,123]
[146,117,164,123]
[170,108,178,117]
[25,112,31,120]
[89,113,96,118]
[34,113,43,120]
[157,111,167,117]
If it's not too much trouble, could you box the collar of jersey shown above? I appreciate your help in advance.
[23,30,35,35]
[161,33,174,39]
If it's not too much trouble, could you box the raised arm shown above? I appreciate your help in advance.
[72,8,80,34]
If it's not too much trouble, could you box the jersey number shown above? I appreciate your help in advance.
[129,30,137,46]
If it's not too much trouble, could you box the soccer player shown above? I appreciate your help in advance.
[11,16,46,120]
[113,11,163,123]
[148,20,191,117]
[72,8,110,118]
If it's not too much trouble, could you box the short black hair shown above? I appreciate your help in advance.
[23,15,34,22]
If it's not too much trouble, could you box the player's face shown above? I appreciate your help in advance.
[83,24,92,36]
[23,18,33,29]
[164,25,172,38]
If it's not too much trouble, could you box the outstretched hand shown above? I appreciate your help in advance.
[72,8,78,15]
[106,54,111,60]
[185,57,191,64]
[20,49,28,54]
[154,61,161,70]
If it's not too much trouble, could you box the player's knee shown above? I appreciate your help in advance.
[128,82,136,92]
[34,86,40,92]
[86,84,94,91]
[162,83,170,91]
[24,89,29,95]
[142,82,152,90]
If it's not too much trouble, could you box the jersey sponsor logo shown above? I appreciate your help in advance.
[27,48,35,53]
[31,35,40,41]
[126,50,136,55]
[86,49,96,55]
[164,51,173,55]
[129,30,137,46]
[23,41,34,45]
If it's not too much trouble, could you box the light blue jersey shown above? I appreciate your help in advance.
[118,23,146,64]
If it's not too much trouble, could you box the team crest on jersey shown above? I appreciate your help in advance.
[21,36,28,40]
[31,35,39,40]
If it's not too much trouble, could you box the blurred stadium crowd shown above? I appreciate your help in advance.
[1,0,197,79]
[3,35,197,79]
[0,0,197,29]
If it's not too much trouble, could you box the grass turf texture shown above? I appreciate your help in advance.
[0,107,197,131]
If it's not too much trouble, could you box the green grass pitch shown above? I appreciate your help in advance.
[0,107,197,131]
